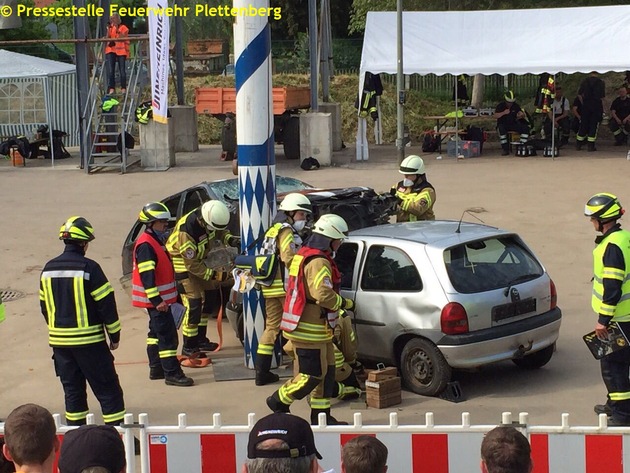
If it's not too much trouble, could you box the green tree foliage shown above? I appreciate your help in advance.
[350,0,630,34]
[271,0,353,40]
[0,0,51,57]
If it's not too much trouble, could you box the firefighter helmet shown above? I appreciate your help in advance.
[59,216,95,242]
[584,193,624,221]
[138,202,171,223]
[312,214,348,240]
[278,193,312,213]
[200,200,230,231]
[399,155,425,175]
[504,90,515,102]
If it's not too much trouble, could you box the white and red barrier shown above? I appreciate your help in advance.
[3,412,630,473]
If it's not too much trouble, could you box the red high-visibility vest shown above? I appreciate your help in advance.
[132,232,177,308]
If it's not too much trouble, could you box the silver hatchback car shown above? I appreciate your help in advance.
[335,220,562,396]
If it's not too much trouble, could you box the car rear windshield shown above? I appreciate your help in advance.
[444,236,543,294]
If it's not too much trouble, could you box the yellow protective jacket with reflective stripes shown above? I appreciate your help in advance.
[283,250,343,343]
[39,244,121,347]
[261,223,300,298]
[166,209,233,280]
[592,227,630,321]
[392,179,436,222]
[333,311,357,369]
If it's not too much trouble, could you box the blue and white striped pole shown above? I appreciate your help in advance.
[234,1,276,369]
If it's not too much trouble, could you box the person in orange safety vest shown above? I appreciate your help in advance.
[105,13,129,94]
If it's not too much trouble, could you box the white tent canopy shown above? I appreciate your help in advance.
[360,6,630,77]
[356,6,630,160]
[0,49,75,78]
[0,50,79,161]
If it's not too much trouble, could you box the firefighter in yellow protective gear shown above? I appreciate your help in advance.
[166,200,240,357]
[283,310,363,402]
[256,193,313,386]
[585,193,630,426]
[331,311,363,401]
[267,214,352,425]
[391,155,436,222]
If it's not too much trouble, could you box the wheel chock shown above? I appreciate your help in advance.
[438,381,465,403]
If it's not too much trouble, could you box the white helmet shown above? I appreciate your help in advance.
[200,200,230,231]
[399,155,425,175]
[312,214,348,240]
[278,193,313,213]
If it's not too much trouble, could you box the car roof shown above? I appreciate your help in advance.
[349,220,513,249]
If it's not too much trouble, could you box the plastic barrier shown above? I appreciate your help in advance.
[3,411,630,473]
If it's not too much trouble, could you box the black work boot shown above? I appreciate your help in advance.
[310,408,348,426]
[594,403,612,416]
[576,140,584,150]
[255,354,280,386]
[587,142,597,152]
[149,366,165,380]
[198,338,218,352]
[181,346,206,358]
[165,372,194,387]
[266,392,291,413]
[501,144,510,156]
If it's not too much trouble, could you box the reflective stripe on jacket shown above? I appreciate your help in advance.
[393,179,436,222]
[592,228,630,320]
[132,231,177,308]
[39,245,121,347]
[262,222,300,298]
[281,247,342,342]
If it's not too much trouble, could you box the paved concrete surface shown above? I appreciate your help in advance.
[2,141,630,430]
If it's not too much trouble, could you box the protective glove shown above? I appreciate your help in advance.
[228,236,241,248]
[341,298,355,311]
[212,270,229,282]
[108,41,116,48]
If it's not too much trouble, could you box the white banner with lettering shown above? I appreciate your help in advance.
[147,0,169,123]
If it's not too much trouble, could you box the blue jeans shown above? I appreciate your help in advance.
[106,52,126,90]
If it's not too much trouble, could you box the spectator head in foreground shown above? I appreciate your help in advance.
[481,426,532,473]
[243,413,322,473]
[58,425,126,473]
[2,403,58,473]
[341,435,388,473]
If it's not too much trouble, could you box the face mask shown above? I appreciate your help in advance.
[153,229,168,242]
[293,220,306,232]
[403,178,415,187]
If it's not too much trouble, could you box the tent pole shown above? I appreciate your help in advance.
[396,0,404,164]
[44,77,55,167]
[454,75,459,157]
[551,74,556,160]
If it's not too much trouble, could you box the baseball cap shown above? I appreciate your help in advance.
[247,413,322,460]
[58,425,126,473]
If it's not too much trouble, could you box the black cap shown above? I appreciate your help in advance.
[58,425,126,473]
[247,413,322,460]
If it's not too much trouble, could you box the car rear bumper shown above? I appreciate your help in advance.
[438,307,562,368]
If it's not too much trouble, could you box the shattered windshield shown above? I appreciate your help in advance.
[208,176,313,203]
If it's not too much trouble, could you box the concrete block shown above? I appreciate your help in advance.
[319,102,343,151]
[139,120,175,171]
[299,112,332,167]
[170,105,199,152]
